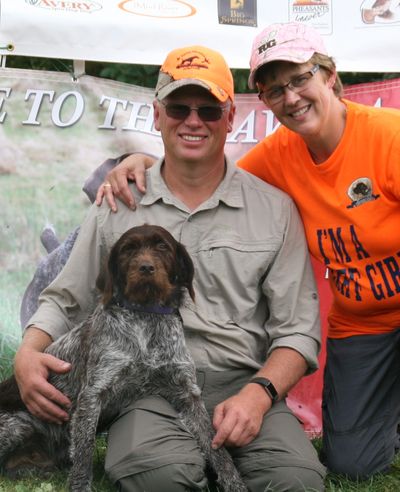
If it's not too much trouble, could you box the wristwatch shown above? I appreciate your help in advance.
[249,377,279,403]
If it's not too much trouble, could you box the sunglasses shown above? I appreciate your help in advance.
[159,101,229,122]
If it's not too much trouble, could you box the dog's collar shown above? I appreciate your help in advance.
[116,299,177,315]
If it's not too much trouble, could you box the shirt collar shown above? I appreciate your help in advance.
[140,157,244,210]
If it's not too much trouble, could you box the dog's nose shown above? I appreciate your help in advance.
[139,262,155,275]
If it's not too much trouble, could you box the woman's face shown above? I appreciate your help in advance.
[256,61,337,139]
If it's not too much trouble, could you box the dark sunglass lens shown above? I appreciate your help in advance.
[197,106,223,121]
[164,103,224,121]
[165,104,190,119]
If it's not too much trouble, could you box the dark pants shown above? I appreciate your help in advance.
[105,369,326,491]
[322,328,400,479]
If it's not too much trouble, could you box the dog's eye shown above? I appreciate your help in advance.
[121,244,138,256]
[156,242,168,251]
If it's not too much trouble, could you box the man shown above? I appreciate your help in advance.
[15,45,325,491]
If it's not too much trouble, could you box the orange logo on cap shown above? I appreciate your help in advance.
[177,53,210,70]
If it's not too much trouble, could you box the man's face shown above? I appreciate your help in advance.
[257,61,336,138]
[153,86,235,166]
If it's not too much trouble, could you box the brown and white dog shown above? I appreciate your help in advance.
[0,224,247,492]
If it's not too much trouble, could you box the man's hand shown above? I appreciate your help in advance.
[95,153,156,212]
[14,329,72,425]
[211,383,271,449]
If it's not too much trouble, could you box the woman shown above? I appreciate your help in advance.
[98,21,400,480]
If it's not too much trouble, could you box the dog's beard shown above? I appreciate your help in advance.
[124,280,173,306]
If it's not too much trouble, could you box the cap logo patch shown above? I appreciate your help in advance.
[258,39,276,54]
[176,52,210,70]
[257,29,278,54]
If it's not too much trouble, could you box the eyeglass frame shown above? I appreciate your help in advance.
[257,64,320,106]
[158,100,230,122]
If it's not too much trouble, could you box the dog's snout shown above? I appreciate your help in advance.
[139,261,155,275]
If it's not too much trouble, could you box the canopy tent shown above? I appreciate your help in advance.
[1,0,400,72]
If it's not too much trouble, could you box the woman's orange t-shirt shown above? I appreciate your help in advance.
[238,100,400,338]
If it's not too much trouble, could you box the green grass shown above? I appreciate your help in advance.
[0,437,114,492]
[0,436,398,491]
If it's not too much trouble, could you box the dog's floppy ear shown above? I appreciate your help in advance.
[96,245,121,306]
[175,243,195,301]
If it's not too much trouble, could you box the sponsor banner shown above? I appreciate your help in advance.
[0,0,400,71]
[1,69,399,432]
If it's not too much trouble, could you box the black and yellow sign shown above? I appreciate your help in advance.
[218,0,257,27]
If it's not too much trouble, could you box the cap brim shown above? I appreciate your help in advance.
[248,49,316,89]
[156,78,229,102]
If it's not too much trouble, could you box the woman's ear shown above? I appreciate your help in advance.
[327,70,337,89]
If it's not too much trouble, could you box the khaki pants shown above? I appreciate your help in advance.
[105,370,326,492]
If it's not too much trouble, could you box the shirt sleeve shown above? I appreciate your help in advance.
[261,199,321,373]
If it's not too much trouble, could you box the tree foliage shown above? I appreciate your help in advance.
[5,55,400,93]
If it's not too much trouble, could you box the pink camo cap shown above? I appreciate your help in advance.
[248,22,328,89]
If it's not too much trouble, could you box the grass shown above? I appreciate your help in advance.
[0,436,114,492]
[0,435,398,491]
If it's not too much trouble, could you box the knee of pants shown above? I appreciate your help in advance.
[324,451,391,480]
[113,463,207,492]
[246,466,325,492]
[323,431,394,480]
[325,452,371,480]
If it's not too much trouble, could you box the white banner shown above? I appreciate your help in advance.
[1,0,400,72]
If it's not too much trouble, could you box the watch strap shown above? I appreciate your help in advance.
[249,377,279,403]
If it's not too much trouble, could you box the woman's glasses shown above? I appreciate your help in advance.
[258,64,320,106]
[159,101,229,122]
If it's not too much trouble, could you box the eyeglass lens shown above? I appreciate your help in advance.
[259,65,320,104]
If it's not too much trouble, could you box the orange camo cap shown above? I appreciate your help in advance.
[155,45,234,103]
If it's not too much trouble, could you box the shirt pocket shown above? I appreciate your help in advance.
[188,238,281,322]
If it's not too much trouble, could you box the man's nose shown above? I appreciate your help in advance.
[184,108,203,125]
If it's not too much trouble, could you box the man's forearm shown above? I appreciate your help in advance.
[18,326,53,353]
[251,347,308,401]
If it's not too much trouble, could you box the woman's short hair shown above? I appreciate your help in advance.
[254,52,344,98]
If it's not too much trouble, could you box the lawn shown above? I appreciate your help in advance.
[0,435,398,491]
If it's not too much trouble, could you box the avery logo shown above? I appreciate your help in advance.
[24,0,102,13]
[119,0,196,18]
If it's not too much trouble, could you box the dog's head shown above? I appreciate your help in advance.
[97,224,195,308]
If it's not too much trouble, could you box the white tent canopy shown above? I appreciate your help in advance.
[1,0,400,72]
